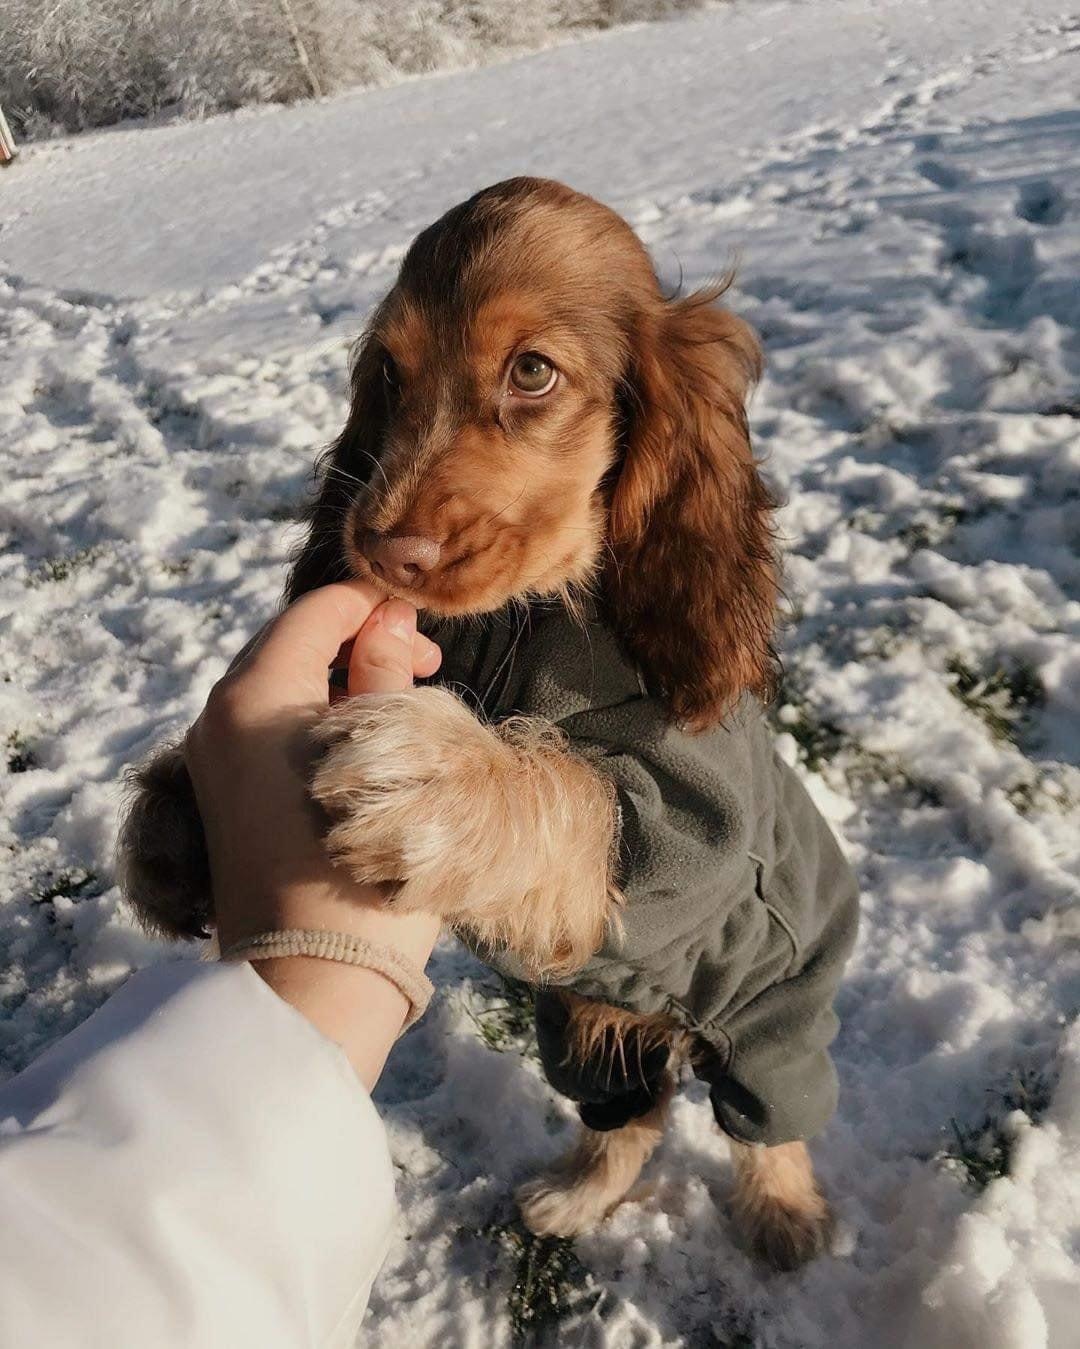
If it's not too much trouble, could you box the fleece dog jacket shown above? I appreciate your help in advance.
[425,601,859,1146]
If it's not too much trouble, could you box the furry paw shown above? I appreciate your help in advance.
[739,1192,833,1271]
[516,1172,612,1238]
[310,686,617,978]
[116,742,213,940]
[730,1140,833,1271]
[517,1101,668,1238]
[310,686,509,909]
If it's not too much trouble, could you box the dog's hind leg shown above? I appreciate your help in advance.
[516,1076,673,1238]
[728,1139,833,1270]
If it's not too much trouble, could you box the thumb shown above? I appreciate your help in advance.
[347,600,417,696]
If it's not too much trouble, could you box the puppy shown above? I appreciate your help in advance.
[119,178,858,1270]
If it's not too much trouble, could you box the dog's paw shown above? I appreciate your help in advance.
[738,1193,833,1271]
[516,1172,613,1239]
[116,742,213,940]
[310,685,617,977]
[730,1139,833,1271]
[309,686,506,915]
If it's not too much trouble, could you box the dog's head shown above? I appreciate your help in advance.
[289,177,776,727]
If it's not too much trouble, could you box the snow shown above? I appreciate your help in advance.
[1,0,1079,1344]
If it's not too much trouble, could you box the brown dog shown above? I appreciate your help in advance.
[119,178,857,1270]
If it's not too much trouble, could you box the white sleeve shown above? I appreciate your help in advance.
[0,960,396,1349]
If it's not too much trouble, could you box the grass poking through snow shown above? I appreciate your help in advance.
[772,690,846,774]
[937,1066,1055,1190]
[945,656,1043,744]
[481,1218,595,1345]
[462,978,536,1055]
[33,869,101,905]
[5,730,37,773]
[31,546,103,585]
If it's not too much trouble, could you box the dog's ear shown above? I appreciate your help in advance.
[285,333,387,603]
[607,286,777,730]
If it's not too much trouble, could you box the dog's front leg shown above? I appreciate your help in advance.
[310,686,620,979]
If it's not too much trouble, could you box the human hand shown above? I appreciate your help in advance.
[184,582,443,1083]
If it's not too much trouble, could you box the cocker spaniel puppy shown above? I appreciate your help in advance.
[119,177,859,1271]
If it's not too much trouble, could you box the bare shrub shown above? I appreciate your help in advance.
[0,0,717,138]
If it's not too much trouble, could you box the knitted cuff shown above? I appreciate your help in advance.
[221,928,434,1034]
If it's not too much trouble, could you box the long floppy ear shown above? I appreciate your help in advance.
[607,285,777,730]
[284,333,387,603]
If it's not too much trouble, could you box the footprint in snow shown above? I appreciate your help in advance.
[1016,179,1067,226]
[916,158,969,191]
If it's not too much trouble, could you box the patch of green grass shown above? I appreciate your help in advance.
[1000,1065,1054,1120]
[848,507,885,536]
[774,679,945,806]
[937,1066,1055,1190]
[939,1116,1010,1189]
[1006,773,1076,818]
[898,503,969,552]
[481,1219,593,1345]
[773,700,846,774]
[34,868,100,906]
[854,625,905,661]
[843,747,943,807]
[32,546,103,585]
[945,656,1044,744]
[6,730,37,773]
[462,978,536,1054]
[159,557,192,578]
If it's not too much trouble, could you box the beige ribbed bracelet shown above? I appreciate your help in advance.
[222,928,435,1034]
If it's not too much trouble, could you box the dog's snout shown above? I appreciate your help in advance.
[365,532,442,588]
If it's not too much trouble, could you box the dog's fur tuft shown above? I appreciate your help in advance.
[729,1140,834,1270]
[115,741,212,940]
[310,686,622,981]
[558,988,682,1083]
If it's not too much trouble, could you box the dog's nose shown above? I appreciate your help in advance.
[365,533,442,588]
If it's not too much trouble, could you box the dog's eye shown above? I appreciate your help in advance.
[509,352,557,397]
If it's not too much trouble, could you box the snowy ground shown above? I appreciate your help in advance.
[2,0,1079,1344]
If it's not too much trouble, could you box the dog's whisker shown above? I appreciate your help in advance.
[353,449,394,498]
[321,459,380,497]
[481,482,529,528]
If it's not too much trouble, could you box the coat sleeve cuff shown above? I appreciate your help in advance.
[0,959,395,1349]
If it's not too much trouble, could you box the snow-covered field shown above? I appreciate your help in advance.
[2,0,1079,1343]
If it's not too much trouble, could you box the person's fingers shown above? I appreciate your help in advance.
[330,632,439,679]
[347,599,418,696]
[412,631,442,679]
[230,580,387,706]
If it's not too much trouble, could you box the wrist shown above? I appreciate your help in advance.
[249,956,418,1088]
[215,876,441,969]
[217,885,440,1090]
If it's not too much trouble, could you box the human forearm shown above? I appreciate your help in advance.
[218,878,439,1089]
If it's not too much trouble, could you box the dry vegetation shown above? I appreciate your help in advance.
[0,0,712,138]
